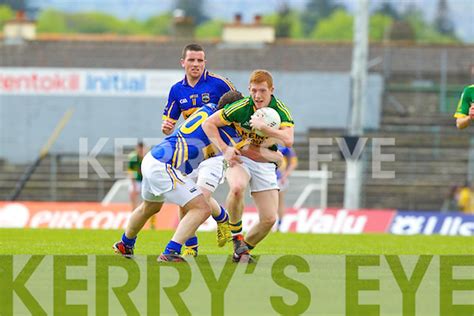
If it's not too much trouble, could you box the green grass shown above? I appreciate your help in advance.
[0,228,472,255]
[1,229,472,315]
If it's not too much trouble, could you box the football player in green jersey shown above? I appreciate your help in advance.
[127,142,145,211]
[203,69,294,262]
[454,85,474,129]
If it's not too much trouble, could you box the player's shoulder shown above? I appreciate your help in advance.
[224,96,250,110]
[274,97,290,110]
[271,96,293,122]
[464,85,474,92]
[169,79,186,93]
[206,71,235,90]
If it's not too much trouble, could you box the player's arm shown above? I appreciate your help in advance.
[455,103,474,129]
[456,116,471,129]
[127,159,138,191]
[202,110,241,165]
[250,116,294,147]
[162,89,181,135]
[282,154,298,180]
[240,144,283,165]
[454,87,473,130]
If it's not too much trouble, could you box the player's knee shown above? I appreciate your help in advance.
[260,214,277,229]
[229,183,246,198]
[188,198,212,219]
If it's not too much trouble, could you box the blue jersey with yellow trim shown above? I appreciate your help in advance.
[276,145,297,180]
[162,69,235,122]
[153,103,241,175]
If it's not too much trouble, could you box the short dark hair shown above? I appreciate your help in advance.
[182,43,204,59]
[217,91,244,110]
[137,141,144,148]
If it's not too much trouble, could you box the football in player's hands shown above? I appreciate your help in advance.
[250,107,281,136]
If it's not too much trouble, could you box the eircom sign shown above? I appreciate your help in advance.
[1,202,472,236]
[0,68,183,97]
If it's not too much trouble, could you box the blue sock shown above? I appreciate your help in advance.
[121,232,136,248]
[185,236,199,253]
[213,205,228,223]
[185,236,198,247]
[163,240,182,254]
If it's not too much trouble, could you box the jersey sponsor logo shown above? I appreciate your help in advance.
[179,98,188,104]
[202,93,210,103]
[190,94,199,106]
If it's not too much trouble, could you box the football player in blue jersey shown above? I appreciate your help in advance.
[275,145,298,232]
[114,91,282,262]
[160,43,237,255]
[161,43,235,134]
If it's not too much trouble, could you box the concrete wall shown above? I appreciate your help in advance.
[0,69,383,163]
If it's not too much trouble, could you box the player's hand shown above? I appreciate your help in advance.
[260,137,278,148]
[161,120,175,135]
[224,147,241,167]
[250,114,266,131]
[469,105,474,119]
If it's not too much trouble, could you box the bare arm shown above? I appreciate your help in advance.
[202,110,241,165]
[457,116,471,129]
[282,157,298,180]
[250,115,294,147]
[240,144,283,165]
[456,104,474,130]
[161,119,176,135]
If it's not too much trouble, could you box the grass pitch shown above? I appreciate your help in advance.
[0,228,472,255]
[1,229,472,315]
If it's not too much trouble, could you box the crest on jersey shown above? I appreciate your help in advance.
[202,93,210,103]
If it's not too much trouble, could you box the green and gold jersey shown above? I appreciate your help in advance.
[128,151,143,182]
[219,96,294,146]
[454,85,474,118]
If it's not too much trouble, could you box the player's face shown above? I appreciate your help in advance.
[249,81,274,109]
[181,50,206,81]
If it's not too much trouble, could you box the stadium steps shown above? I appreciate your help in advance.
[293,125,472,210]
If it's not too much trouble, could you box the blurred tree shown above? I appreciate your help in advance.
[310,9,352,41]
[275,3,291,38]
[311,10,393,42]
[370,13,392,41]
[36,9,69,33]
[374,1,399,20]
[263,8,304,39]
[434,0,454,36]
[402,6,458,43]
[195,19,224,39]
[144,13,173,35]
[388,20,415,41]
[0,0,25,11]
[174,0,208,25]
[301,0,343,36]
[66,12,122,34]
[0,4,14,28]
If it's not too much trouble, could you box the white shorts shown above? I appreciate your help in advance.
[188,156,225,192]
[140,152,202,207]
[237,156,279,193]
